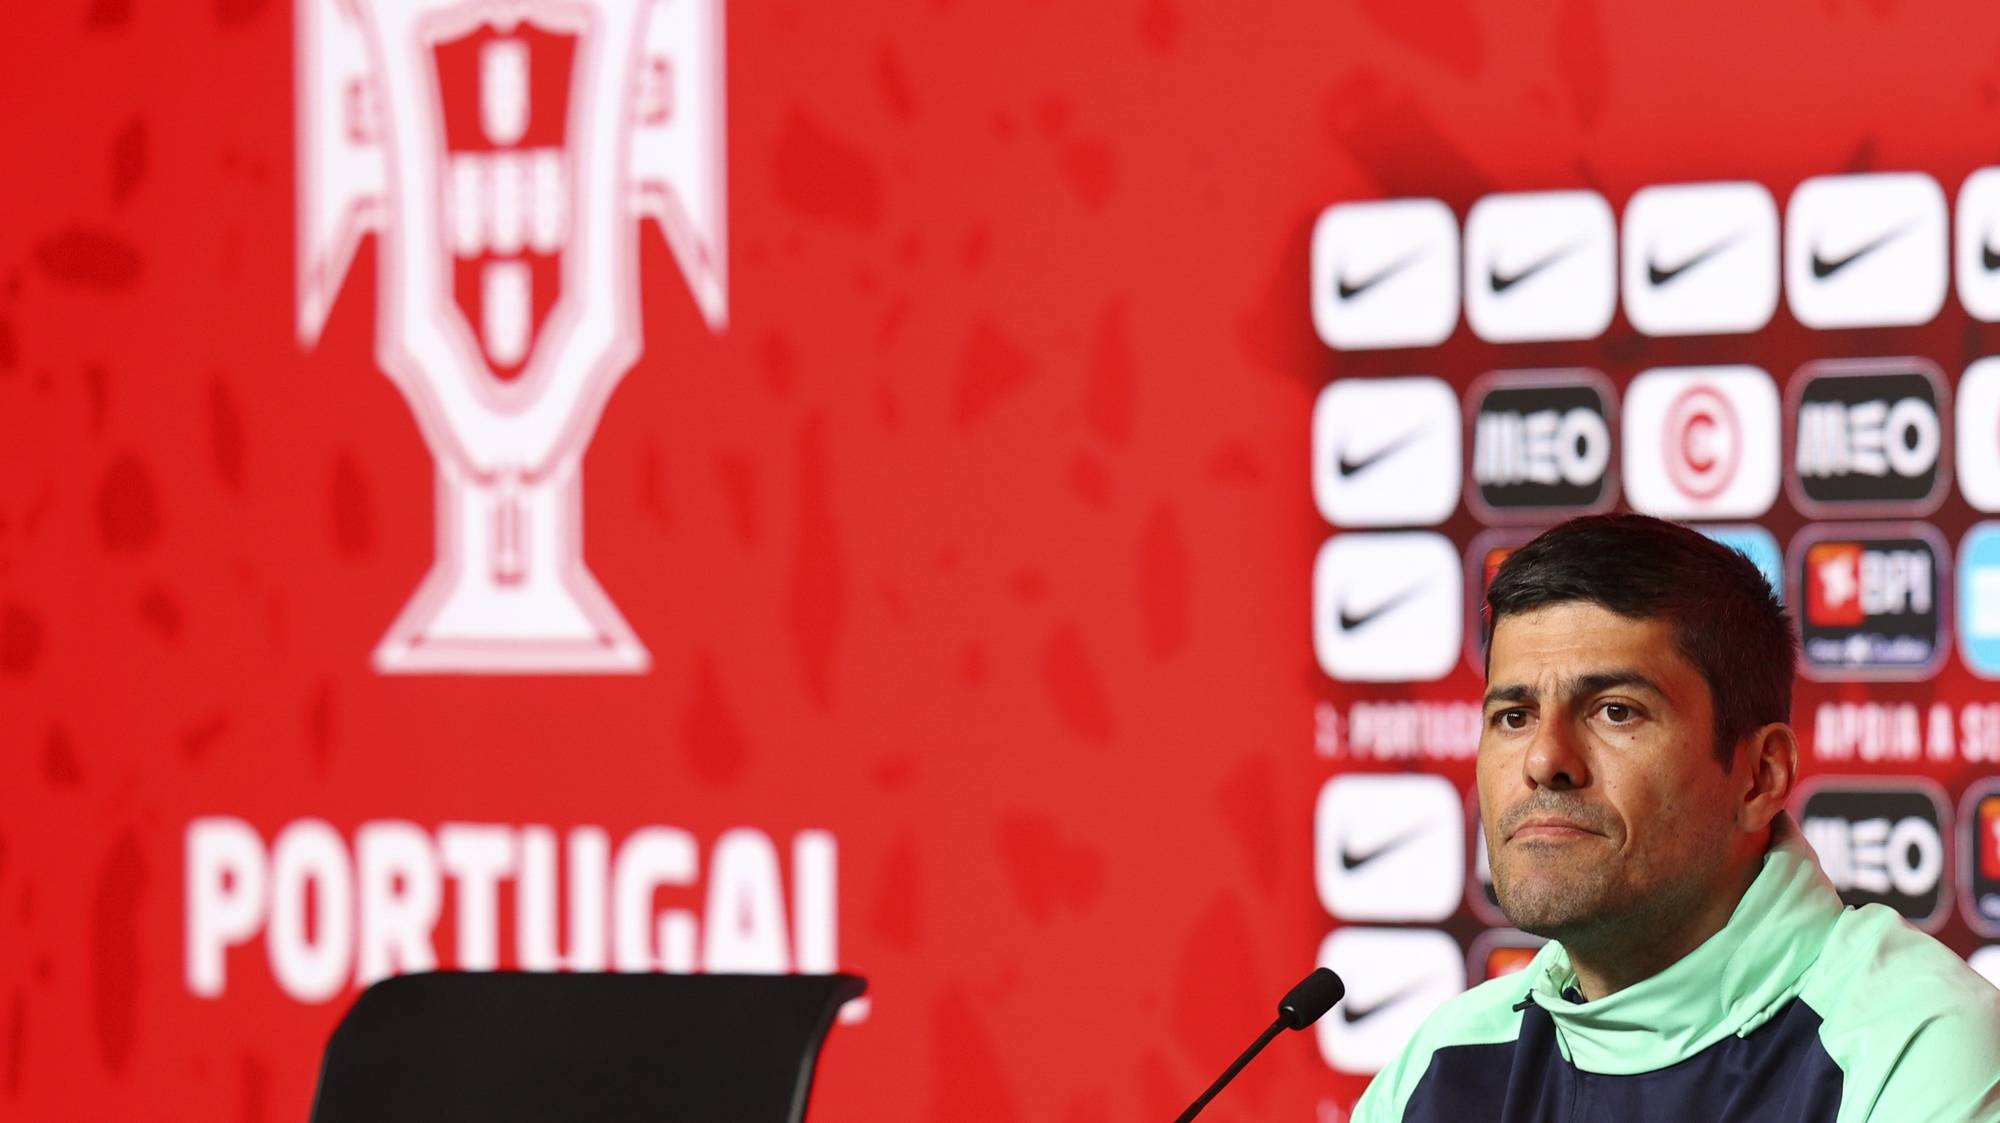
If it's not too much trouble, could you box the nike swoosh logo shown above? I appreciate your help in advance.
[1336,426,1426,478]
[1339,822,1432,871]
[1983,230,2000,273]
[1336,250,1423,301]
[1488,242,1576,294]
[1811,223,1908,280]
[1336,583,1428,632]
[1646,233,1738,286]
[1340,982,1424,1024]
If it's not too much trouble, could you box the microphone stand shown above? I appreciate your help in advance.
[1173,967,1345,1122]
[1173,1016,1286,1123]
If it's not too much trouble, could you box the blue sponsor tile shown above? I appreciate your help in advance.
[1958,523,2000,677]
[1701,524,1784,603]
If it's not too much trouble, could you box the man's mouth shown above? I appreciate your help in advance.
[1508,816,1602,842]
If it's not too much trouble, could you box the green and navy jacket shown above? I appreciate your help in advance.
[1353,817,2000,1122]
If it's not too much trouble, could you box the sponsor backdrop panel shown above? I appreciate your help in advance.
[6,2,2000,1123]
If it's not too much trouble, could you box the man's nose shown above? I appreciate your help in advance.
[1523,717,1589,790]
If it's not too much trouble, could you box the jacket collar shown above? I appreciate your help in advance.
[1514,814,1844,1075]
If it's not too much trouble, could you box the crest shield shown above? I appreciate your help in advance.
[298,0,726,673]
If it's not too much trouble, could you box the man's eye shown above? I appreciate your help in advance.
[1495,710,1529,730]
[1601,703,1635,724]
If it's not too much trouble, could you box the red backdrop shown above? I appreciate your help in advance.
[6,1,2000,1121]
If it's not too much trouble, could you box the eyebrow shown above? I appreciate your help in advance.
[1482,670,1669,710]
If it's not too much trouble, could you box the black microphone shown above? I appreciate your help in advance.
[1173,968,1346,1122]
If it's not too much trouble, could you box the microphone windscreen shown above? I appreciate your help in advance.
[1277,968,1346,1030]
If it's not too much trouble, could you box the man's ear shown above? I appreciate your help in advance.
[1736,723,1799,833]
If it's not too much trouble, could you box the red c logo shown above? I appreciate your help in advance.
[1663,385,1739,500]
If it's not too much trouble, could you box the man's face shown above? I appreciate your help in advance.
[1478,602,1743,941]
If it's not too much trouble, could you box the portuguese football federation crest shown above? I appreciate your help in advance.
[297,0,725,672]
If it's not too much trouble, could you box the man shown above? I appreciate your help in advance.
[1352,515,2000,1122]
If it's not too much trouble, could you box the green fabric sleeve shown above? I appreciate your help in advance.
[1860,1008,2000,1122]
[1801,905,2000,1123]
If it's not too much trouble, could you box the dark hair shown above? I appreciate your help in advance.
[1484,514,1797,765]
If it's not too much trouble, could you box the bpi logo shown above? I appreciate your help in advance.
[1788,359,1948,515]
[1797,780,1949,930]
[1793,526,1947,679]
[297,0,726,672]
[1622,366,1779,520]
[1467,370,1615,520]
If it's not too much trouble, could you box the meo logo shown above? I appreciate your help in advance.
[1797,780,1949,930]
[1789,360,1948,515]
[1467,370,1616,520]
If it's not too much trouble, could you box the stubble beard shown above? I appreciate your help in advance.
[1504,839,1608,935]
[1495,843,1634,941]
[1493,832,1727,957]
